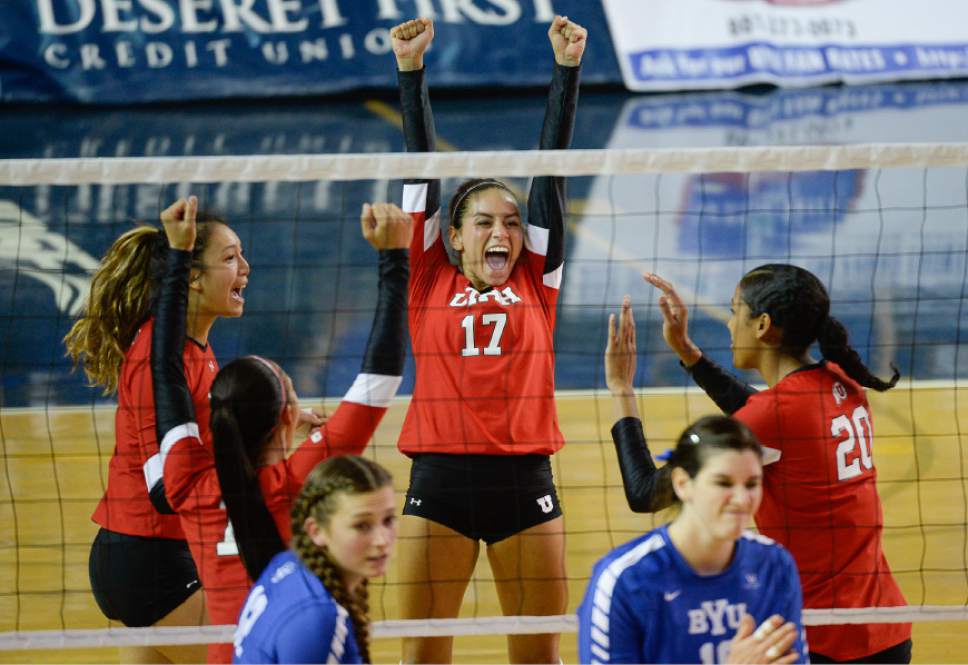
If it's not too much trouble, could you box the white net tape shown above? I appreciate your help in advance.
[3,142,968,185]
[2,607,967,651]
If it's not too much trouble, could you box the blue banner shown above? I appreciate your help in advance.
[0,0,620,103]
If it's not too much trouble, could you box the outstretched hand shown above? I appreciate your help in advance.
[160,196,197,251]
[726,614,800,664]
[605,296,637,395]
[643,272,702,367]
[391,17,433,71]
[549,15,587,67]
[361,202,413,250]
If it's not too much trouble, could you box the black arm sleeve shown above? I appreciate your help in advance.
[361,249,409,377]
[611,417,675,513]
[149,248,197,514]
[527,63,580,275]
[398,67,441,219]
[685,355,757,415]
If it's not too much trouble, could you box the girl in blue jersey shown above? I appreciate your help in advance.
[232,456,397,664]
[577,301,807,665]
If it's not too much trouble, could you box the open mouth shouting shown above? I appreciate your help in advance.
[484,246,510,273]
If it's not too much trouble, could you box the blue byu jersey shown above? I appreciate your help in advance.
[233,550,361,664]
[578,525,808,664]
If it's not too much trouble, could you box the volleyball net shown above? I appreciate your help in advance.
[2,143,968,657]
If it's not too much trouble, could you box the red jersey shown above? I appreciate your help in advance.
[163,395,393,663]
[397,182,563,455]
[91,318,216,539]
[738,362,910,659]
[395,63,579,456]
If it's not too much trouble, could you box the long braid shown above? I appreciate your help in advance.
[290,457,392,664]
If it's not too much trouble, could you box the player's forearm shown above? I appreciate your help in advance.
[398,68,435,154]
[152,249,197,441]
[611,389,639,422]
[540,63,580,151]
[149,248,196,515]
[685,355,756,415]
[612,417,674,513]
[360,249,408,378]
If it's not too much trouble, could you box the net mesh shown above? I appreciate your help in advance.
[2,144,968,661]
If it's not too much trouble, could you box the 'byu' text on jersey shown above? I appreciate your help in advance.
[233,550,361,664]
[577,525,808,664]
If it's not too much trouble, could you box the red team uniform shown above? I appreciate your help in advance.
[153,248,407,663]
[398,180,563,455]
[396,64,578,458]
[688,357,911,660]
[92,318,216,539]
[163,397,394,663]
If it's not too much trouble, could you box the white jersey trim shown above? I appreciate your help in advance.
[142,454,163,491]
[343,373,402,408]
[543,263,563,290]
[741,529,776,546]
[402,183,427,213]
[160,422,200,465]
[327,604,350,664]
[144,422,199,490]
[526,224,549,257]
[423,210,441,251]
[588,533,665,663]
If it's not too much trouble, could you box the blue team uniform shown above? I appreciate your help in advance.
[578,525,808,664]
[233,550,361,664]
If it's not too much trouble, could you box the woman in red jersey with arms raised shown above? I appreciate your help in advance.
[390,15,585,664]
[608,265,912,663]
[65,199,258,663]
[153,198,410,663]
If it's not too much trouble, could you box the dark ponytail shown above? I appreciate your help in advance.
[739,263,899,392]
[818,315,899,392]
[210,356,288,581]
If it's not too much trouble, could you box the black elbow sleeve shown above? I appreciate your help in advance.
[611,417,661,513]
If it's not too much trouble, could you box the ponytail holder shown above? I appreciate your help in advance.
[656,449,673,462]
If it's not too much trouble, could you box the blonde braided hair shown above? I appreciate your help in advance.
[291,456,392,664]
[63,217,224,393]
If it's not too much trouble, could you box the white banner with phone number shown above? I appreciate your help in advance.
[601,0,968,90]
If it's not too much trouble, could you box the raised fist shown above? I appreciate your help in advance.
[361,202,414,250]
[159,196,197,251]
[391,17,434,72]
[548,15,587,67]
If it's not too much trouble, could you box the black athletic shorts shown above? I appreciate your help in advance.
[88,527,201,627]
[402,453,562,545]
